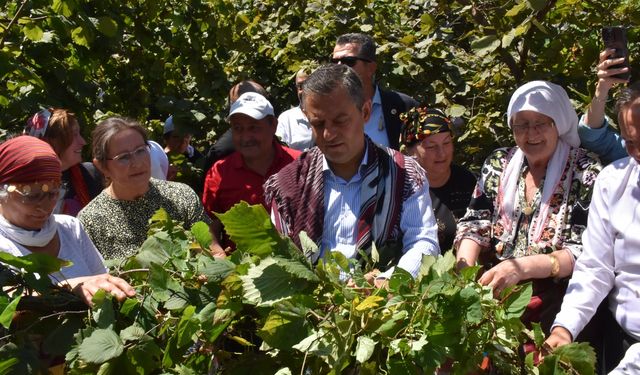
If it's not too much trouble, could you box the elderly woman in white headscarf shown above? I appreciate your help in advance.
[454,81,602,333]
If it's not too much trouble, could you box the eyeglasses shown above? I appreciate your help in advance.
[511,121,554,135]
[330,56,372,67]
[107,144,150,166]
[6,183,61,205]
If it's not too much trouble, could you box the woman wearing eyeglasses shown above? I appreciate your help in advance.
[454,81,602,334]
[24,108,104,217]
[77,117,213,260]
[0,136,135,304]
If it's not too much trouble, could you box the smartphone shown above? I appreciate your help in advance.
[602,26,631,80]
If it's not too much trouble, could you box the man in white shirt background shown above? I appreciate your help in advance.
[276,68,314,151]
[546,83,640,374]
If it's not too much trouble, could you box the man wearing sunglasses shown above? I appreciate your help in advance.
[332,33,418,150]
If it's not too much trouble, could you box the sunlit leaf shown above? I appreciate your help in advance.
[216,202,282,256]
[0,296,20,329]
[355,295,384,311]
[355,336,376,363]
[71,26,92,47]
[505,2,527,17]
[22,23,43,42]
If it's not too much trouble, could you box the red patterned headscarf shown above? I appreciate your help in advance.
[399,107,453,152]
[0,136,61,185]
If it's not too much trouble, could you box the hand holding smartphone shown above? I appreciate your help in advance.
[601,26,631,80]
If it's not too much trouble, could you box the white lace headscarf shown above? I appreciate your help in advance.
[498,81,579,241]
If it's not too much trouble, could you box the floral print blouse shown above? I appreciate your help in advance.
[455,146,602,261]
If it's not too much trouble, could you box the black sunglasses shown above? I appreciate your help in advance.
[330,56,372,67]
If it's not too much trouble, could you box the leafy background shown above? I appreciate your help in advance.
[1,0,639,168]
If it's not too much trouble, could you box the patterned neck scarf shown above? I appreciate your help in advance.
[265,137,409,259]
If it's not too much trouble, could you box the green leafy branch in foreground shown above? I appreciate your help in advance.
[0,203,594,374]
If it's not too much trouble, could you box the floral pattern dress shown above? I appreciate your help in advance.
[454,146,602,332]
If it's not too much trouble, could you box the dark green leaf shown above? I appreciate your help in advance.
[526,0,547,11]
[503,282,532,319]
[470,35,501,56]
[96,17,118,37]
[92,292,115,329]
[78,329,124,364]
[259,310,309,349]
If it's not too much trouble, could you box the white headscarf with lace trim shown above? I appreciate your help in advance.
[498,81,579,243]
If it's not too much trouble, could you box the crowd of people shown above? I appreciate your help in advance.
[1,32,638,373]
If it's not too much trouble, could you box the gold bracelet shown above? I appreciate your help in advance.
[548,254,560,278]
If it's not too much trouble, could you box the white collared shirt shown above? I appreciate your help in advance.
[320,143,440,278]
[276,106,314,151]
[364,87,389,147]
[552,157,640,341]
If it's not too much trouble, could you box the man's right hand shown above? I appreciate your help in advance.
[595,48,630,98]
[209,242,229,258]
[544,326,573,351]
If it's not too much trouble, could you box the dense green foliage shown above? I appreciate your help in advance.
[0,204,595,374]
[1,0,639,167]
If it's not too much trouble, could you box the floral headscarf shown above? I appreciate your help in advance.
[399,107,452,152]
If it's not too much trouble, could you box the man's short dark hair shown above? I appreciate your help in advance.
[301,64,364,111]
[616,81,640,129]
[336,33,376,62]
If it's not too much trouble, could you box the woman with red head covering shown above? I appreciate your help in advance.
[0,135,134,304]
[24,108,104,216]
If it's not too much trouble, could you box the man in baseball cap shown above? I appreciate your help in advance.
[202,92,301,255]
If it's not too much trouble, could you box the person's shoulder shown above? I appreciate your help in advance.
[77,190,109,217]
[484,147,512,163]
[451,164,477,183]
[278,106,301,119]
[53,214,81,226]
[53,214,86,236]
[451,164,475,177]
[379,88,418,109]
[573,147,603,171]
[151,178,196,195]
[598,156,636,181]
[213,151,243,170]
[279,143,302,159]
